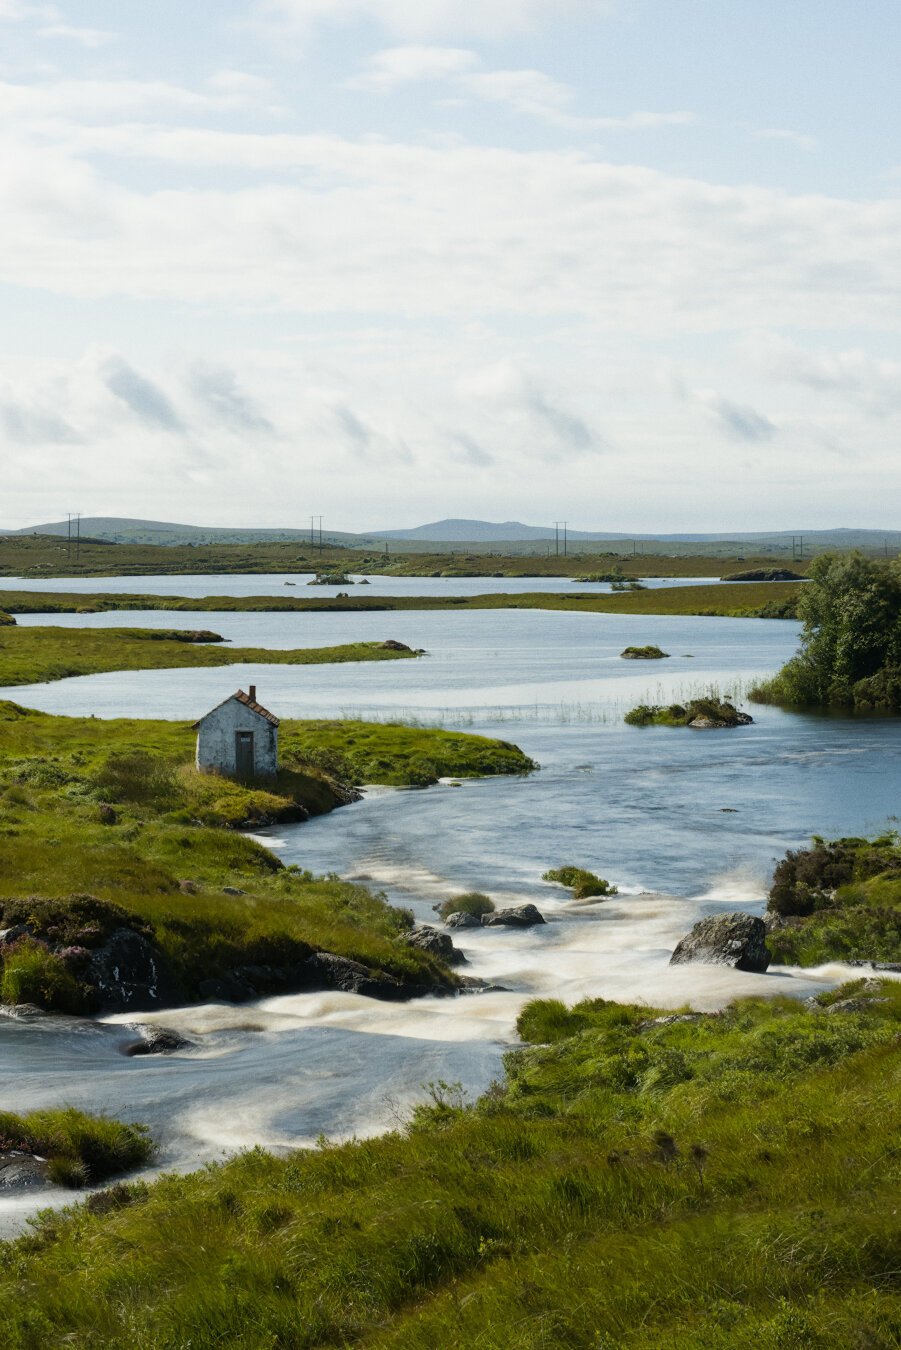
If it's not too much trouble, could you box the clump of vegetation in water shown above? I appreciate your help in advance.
[0,611,15,626]
[620,645,669,659]
[610,578,647,591]
[2,983,899,1343]
[307,572,354,586]
[0,1107,153,1188]
[543,865,618,898]
[437,893,495,920]
[624,698,752,728]
[750,552,901,709]
[766,834,901,966]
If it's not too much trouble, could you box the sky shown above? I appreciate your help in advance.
[1,0,901,533]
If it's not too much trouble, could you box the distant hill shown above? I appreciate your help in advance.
[4,516,899,555]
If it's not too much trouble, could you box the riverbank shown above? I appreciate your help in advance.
[0,579,802,620]
[2,979,897,1347]
[0,702,535,1012]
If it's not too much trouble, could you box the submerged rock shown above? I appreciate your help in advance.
[402,926,467,966]
[669,912,770,973]
[481,904,546,928]
[122,1024,193,1056]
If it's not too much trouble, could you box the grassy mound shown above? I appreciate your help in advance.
[766,835,901,966]
[542,865,618,898]
[0,1108,153,1188]
[0,985,898,1344]
[437,893,495,920]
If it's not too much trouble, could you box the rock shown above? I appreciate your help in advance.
[847,959,901,972]
[824,997,890,1015]
[402,926,467,966]
[98,803,117,825]
[306,953,405,1001]
[0,923,34,947]
[445,911,482,929]
[178,880,199,895]
[669,912,770,973]
[222,886,246,896]
[88,928,167,1010]
[722,568,804,582]
[0,1153,48,1190]
[382,639,413,651]
[0,1002,45,1019]
[122,1024,193,1056]
[481,904,547,928]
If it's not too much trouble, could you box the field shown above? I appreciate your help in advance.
[1,982,898,1346]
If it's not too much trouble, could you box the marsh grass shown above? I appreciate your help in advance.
[0,1108,153,1187]
[0,985,898,1345]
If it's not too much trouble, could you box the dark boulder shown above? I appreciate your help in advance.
[88,928,170,1011]
[481,904,547,928]
[382,639,413,651]
[445,911,482,930]
[669,912,770,973]
[402,926,467,965]
[306,952,405,1001]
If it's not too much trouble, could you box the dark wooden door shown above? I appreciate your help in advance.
[235,731,254,778]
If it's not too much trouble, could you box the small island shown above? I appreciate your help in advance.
[620,645,669,660]
[625,698,753,728]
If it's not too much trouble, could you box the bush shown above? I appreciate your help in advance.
[543,866,618,898]
[768,837,901,917]
[93,750,178,806]
[0,939,88,1013]
[438,893,495,920]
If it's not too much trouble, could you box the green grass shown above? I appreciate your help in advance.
[766,835,901,966]
[0,579,803,620]
[0,625,418,687]
[0,702,533,1009]
[542,865,618,898]
[620,644,669,659]
[437,893,495,920]
[0,1109,153,1189]
[0,984,898,1346]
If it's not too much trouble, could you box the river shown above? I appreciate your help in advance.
[1,588,898,1234]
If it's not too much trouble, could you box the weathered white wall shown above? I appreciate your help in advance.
[196,699,278,778]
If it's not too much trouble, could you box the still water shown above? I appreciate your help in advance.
[1,594,898,1232]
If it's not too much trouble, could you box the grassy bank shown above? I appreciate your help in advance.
[0,1110,153,1189]
[766,835,901,966]
[1,983,898,1346]
[0,534,805,579]
[0,703,533,1011]
[0,580,803,620]
[0,625,418,688]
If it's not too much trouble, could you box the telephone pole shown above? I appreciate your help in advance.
[554,521,567,557]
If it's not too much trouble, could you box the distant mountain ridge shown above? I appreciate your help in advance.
[2,516,898,552]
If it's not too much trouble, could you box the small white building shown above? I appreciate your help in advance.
[194,686,279,779]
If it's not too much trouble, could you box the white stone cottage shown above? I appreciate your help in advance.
[194,686,279,779]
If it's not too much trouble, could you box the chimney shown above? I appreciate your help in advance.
[249,685,256,704]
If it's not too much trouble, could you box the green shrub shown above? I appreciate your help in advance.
[438,893,495,920]
[543,866,618,898]
[0,939,88,1013]
[93,750,177,806]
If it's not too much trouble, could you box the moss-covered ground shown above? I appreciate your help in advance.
[0,580,802,620]
[1,983,898,1346]
[766,835,901,966]
[0,624,418,688]
[0,703,533,1010]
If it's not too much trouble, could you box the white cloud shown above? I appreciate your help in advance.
[348,45,479,92]
[748,333,901,416]
[38,24,115,48]
[458,359,596,450]
[256,0,612,41]
[0,1,57,20]
[697,392,777,442]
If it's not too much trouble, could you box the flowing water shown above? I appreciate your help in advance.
[1,588,898,1233]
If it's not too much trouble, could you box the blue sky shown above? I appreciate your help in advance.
[1,0,900,531]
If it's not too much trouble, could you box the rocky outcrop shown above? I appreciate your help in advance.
[722,568,804,582]
[122,1024,193,1056]
[402,926,467,966]
[481,904,547,928]
[689,710,753,728]
[86,929,170,1011]
[306,953,406,1000]
[669,912,770,973]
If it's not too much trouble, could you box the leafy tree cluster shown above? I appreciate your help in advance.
[752,552,901,707]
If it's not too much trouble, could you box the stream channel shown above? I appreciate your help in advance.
[1,577,899,1232]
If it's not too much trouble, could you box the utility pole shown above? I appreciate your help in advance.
[66,512,72,561]
[554,521,567,557]
[75,512,81,564]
